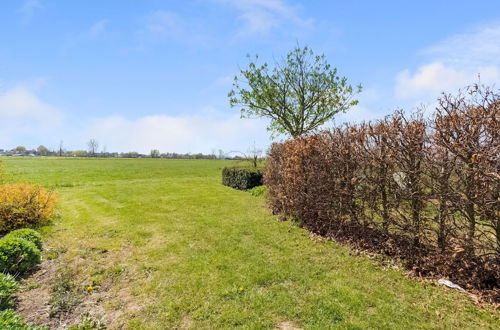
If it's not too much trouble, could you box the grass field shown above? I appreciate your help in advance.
[3,157,499,329]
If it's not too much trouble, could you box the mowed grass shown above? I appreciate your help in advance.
[4,157,499,329]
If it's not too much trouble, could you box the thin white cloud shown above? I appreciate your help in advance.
[423,24,500,67]
[395,22,500,100]
[395,62,497,99]
[136,1,312,49]
[138,10,213,47]
[146,11,178,33]
[334,105,380,125]
[87,19,109,37]
[19,0,43,21]
[64,19,109,48]
[0,86,63,128]
[217,0,313,36]
[85,110,270,154]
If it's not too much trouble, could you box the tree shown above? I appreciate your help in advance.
[37,145,49,156]
[229,142,263,168]
[247,142,262,168]
[150,149,160,158]
[229,46,361,138]
[14,146,26,154]
[58,140,64,157]
[87,139,99,157]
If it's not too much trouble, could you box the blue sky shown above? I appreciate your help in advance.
[1,0,499,153]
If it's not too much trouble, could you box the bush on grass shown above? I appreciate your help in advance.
[0,238,41,275]
[0,183,57,233]
[0,273,18,310]
[3,229,43,250]
[222,167,263,190]
[248,185,266,197]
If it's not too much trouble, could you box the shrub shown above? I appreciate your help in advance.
[222,167,263,190]
[0,309,47,329]
[0,238,41,275]
[265,84,499,300]
[248,185,266,197]
[0,273,18,310]
[0,183,57,233]
[3,229,43,250]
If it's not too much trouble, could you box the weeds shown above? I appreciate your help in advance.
[49,267,82,317]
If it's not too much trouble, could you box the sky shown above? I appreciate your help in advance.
[1,0,499,154]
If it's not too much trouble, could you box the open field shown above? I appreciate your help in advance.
[3,157,499,329]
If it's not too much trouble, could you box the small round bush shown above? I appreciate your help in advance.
[3,229,43,250]
[0,238,41,275]
[0,183,58,233]
[0,273,19,309]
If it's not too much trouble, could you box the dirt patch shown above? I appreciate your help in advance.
[276,321,302,330]
[178,315,194,329]
[14,243,146,329]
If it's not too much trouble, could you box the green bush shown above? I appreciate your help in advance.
[222,167,263,190]
[0,309,47,329]
[3,229,42,250]
[248,185,266,197]
[0,238,41,275]
[0,273,18,310]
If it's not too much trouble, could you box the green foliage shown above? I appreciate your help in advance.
[68,313,106,330]
[222,167,263,190]
[0,238,41,275]
[150,149,160,158]
[49,267,82,316]
[0,273,18,310]
[0,159,6,184]
[0,309,47,329]
[229,45,361,138]
[248,185,266,197]
[3,229,42,250]
[37,145,50,156]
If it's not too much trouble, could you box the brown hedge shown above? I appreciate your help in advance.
[265,84,499,302]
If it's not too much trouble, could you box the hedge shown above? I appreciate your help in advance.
[265,84,499,302]
[222,167,263,190]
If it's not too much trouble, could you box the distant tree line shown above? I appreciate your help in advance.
[0,143,237,160]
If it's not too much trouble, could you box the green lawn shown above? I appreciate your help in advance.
[3,157,499,329]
